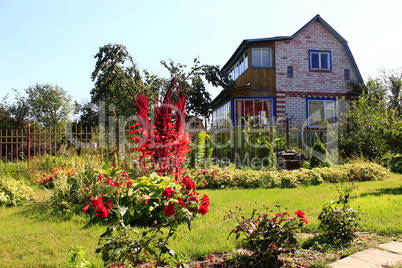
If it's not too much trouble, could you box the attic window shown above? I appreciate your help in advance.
[309,50,331,70]
[252,47,273,68]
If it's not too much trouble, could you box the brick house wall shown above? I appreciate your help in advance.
[275,20,358,122]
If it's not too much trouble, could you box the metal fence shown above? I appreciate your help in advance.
[0,120,340,165]
[0,125,134,163]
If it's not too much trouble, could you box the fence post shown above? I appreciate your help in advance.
[286,117,290,148]
[27,124,31,168]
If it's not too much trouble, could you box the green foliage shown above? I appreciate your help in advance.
[2,84,73,127]
[0,176,33,206]
[188,160,389,189]
[254,134,277,170]
[90,43,147,117]
[342,70,402,159]
[310,138,331,168]
[97,222,185,267]
[65,246,96,268]
[383,154,402,173]
[318,184,362,246]
[226,205,308,266]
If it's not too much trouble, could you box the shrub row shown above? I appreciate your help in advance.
[187,161,389,189]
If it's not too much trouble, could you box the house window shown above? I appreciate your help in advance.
[212,101,231,127]
[234,98,274,126]
[344,69,350,80]
[251,47,273,68]
[287,66,293,78]
[307,99,336,125]
[228,52,248,81]
[309,50,331,70]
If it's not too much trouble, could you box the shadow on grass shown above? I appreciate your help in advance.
[359,186,402,197]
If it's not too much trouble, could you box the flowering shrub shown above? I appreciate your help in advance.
[82,170,210,227]
[81,169,209,266]
[35,166,76,188]
[226,205,308,265]
[82,79,210,267]
[318,184,362,246]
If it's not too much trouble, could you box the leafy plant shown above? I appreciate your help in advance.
[65,246,95,268]
[310,137,331,168]
[130,78,191,179]
[0,176,33,206]
[226,205,308,266]
[318,184,362,246]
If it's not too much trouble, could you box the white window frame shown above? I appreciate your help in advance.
[307,98,336,125]
[251,47,273,68]
[228,51,248,81]
[309,50,331,70]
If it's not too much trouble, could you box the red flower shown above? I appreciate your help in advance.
[121,171,129,177]
[81,202,89,213]
[97,174,105,181]
[295,210,308,224]
[125,178,132,188]
[201,194,210,206]
[163,201,177,216]
[96,206,109,218]
[181,176,196,190]
[177,198,186,207]
[163,187,174,200]
[91,197,104,208]
[105,178,118,188]
[188,192,199,203]
[105,200,113,209]
[198,204,209,215]
[295,210,305,218]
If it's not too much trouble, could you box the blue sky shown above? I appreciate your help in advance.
[1,0,401,103]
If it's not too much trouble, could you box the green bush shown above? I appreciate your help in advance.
[310,138,331,168]
[318,184,362,246]
[0,177,33,206]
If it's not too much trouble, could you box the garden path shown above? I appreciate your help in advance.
[329,241,402,267]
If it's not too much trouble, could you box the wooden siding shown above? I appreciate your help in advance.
[234,41,276,91]
[231,89,275,98]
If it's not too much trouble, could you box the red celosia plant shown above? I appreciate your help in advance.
[130,78,191,179]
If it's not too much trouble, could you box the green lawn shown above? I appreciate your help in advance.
[1,174,402,267]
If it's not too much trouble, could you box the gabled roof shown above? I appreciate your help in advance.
[221,14,363,83]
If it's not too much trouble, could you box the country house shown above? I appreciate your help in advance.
[211,15,363,128]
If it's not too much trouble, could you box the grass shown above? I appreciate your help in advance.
[0,173,402,267]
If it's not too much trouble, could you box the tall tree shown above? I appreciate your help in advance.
[90,44,155,117]
[24,83,73,127]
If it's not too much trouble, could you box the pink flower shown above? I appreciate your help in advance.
[121,171,129,177]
